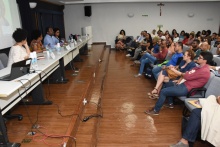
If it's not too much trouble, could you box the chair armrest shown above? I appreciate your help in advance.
[187,87,207,98]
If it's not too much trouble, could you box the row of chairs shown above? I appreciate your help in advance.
[182,72,220,114]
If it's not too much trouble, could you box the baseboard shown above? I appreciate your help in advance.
[105,45,111,49]
[92,42,106,45]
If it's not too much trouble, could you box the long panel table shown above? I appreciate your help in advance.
[0,36,92,146]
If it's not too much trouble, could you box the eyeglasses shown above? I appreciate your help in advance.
[198,56,204,60]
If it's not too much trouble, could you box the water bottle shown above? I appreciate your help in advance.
[56,43,61,55]
[31,52,38,70]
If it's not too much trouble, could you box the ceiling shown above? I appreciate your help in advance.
[40,0,220,5]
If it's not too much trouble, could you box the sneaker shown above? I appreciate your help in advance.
[144,109,159,115]
[128,49,132,52]
[126,54,131,57]
[145,73,152,78]
[164,103,174,109]
[134,60,140,64]
[170,141,189,147]
[134,74,141,77]
[130,58,135,61]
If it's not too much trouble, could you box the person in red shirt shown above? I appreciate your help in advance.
[145,51,213,115]
[182,33,189,45]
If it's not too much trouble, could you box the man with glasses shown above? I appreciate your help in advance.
[145,51,213,116]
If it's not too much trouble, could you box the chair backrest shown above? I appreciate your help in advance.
[205,76,220,97]
[213,56,220,66]
[183,45,190,53]
[204,72,215,89]
[210,47,217,55]
[0,53,8,68]
[0,60,4,70]
[211,40,215,47]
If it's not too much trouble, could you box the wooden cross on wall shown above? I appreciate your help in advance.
[157,3,165,16]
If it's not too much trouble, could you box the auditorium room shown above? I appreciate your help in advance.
[0,0,220,146]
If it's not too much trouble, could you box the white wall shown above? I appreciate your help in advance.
[64,2,220,48]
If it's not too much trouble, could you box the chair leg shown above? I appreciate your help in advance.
[4,112,23,121]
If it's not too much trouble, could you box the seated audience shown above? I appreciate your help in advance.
[213,36,220,47]
[201,30,206,38]
[151,29,157,38]
[216,44,220,55]
[134,39,168,77]
[135,31,144,43]
[179,30,185,41]
[167,37,175,59]
[170,95,220,147]
[43,26,59,48]
[173,32,179,43]
[185,33,194,46]
[146,36,159,53]
[131,32,151,60]
[115,29,126,50]
[195,31,201,38]
[30,30,45,53]
[194,42,210,62]
[182,33,189,45]
[152,42,184,80]
[189,39,200,53]
[210,65,220,76]
[149,50,196,102]
[7,28,30,67]
[145,51,213,115]
[204,29,212,45]
[171,29,177,37]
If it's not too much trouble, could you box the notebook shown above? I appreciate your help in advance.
[0,58,32,81]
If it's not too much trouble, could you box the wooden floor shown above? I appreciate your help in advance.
[6,44,210,147]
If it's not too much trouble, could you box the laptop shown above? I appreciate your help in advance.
[0,58,32,81]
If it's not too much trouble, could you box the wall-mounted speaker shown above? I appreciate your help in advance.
[84,6,92,17]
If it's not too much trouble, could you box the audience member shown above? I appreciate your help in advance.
[172,29,177,37]
[115,29,126,50]
[131,31,150,60]
[149,50,196,102]
[145,51,213,115]
[136,31,144,43]
[152,42,184,80]
[151,29,157,38]
[216,44,220,55]
[179,30,185,41]
[173,32,179,43]
[182,33,189,45]
[7,28,30,67]
[30,30,45,53]
[201,30,206,37]
[170,95,220,147]
[134,39,168,77]
[189,39,200,53]
[185,33,194,46]
[194,42,210,62]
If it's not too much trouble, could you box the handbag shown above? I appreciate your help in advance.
[166,68,179,80]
